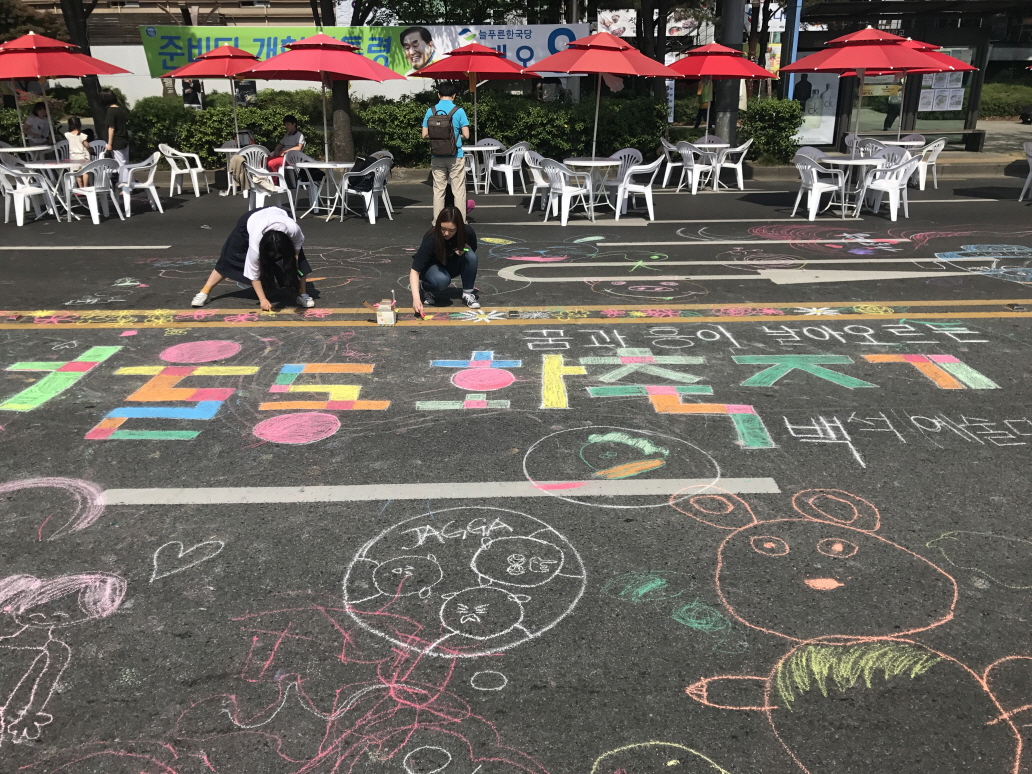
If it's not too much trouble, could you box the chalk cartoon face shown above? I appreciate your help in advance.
[373,555,442,599]
[588,280,708,301]
[439,587,528,640]
[471,536,564,587]
[579,431,669,479]
[675,488,958,641]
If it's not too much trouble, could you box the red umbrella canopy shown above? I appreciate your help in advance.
[900,38,941,51]
[413,42,538,80]
[526,31,678,78]
[0,31,130,79]
[239,33,404,82]
[781,39,945,74]
[669,43,775,80]
[826,28,907,46]
[163,45,258,79]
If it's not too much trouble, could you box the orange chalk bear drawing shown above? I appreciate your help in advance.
[674,486,1031,774]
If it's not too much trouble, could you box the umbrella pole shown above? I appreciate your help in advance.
[591,74,601,158]
[705,76,712,134]
[39,78,55,153]
[474,79,478,144]
[321,74,330,161]
[231,79,240,142]
[852,68,865,158]
[896,74,904,141]
[10,81,27,147]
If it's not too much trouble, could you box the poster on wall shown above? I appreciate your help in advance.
[597,11,636,37]
[790,69,838,145]
[932,89,949,110]
[947,71,965,89]
[948,89,965,110]
[917,90,934,112]
[140,24,589,77]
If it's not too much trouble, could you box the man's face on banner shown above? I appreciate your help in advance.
[402,29,435,70]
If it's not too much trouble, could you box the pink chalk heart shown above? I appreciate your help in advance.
[253,413,341,445]
[452,369,516,391]
[161,340,241,363]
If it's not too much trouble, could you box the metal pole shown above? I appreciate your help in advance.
[230,78,241,142]
[39,78,55,153]
[10,81,27,146]
[896,74,904,141]
[321,74,330,160]
[781,0,802,99]
[591,74,601,158]
[704,76,712,132]
[852,68,865,158]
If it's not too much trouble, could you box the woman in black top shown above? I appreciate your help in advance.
[101,89,130,183]
[409,206,480,316]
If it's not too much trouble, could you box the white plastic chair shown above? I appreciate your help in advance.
[244,162,296,219]
[856,138,886,158]
[674,141,716,195]
[159,143,210,197]
[282,150,320,208]
[795,146,829,163]
[235,144,270,195]
[70,158,124,225]
[370,150,396,213]
[53,139,69,160]
[697,134,724,145]
[900,133,925,144]
[659,138,683,188]
[604,148,644,201]
[119,152,163,216]
[844,133,860,155]
[491,142,529,195]
[713,138,753,191]
[612,157,664,221]
[1020,142,1032,202]
[541,159,593,226]
[915,138,946,191]
[339,158,393,224]
[472,138,505,193]
[873,146,911,166]
[855,156,921,221]
[791,156,845,221]
[525,151,549,213]
[0,165,57,226]
[89,139,108,157]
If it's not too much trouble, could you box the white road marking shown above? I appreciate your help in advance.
[604,239,912,246]
[759,268,970,284]
[475,220,649,227]
[103,478,781,505]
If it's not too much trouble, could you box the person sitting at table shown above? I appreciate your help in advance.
[65,116,92,187]
[23,102,53,148]
[266,115,305,177]
[191,206,315,310]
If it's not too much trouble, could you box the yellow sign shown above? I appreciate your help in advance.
[862,84,902,98]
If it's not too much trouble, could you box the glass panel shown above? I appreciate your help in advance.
[854,74,904,134]
[914,46,974,134]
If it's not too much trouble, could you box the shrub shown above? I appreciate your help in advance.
[471,92,574,160]
[49,85,129,115]
[979,83,1032,118]
[128,97,196,161]
[571,95,667,158]
[739,98,803,164]
[0,108,21,144]
[354,96,432,166]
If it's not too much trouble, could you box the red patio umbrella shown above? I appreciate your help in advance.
[411,42,539,143]
[163,45,259,144]
[0,32,130,148]
[668,43,775,135]
[527,31,679,158]
[781,27,948,149]
[239,33,405,160]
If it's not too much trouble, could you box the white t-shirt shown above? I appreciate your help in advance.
[243,208,305,281]
[65,132,91,161]
[279,130,304,150]
[25,115,52,144]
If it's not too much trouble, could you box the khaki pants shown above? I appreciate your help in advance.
[430,156,467,223]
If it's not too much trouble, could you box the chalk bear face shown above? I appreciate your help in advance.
[373,555,443,599]
[674,488,959,642]
[439,587,528,640]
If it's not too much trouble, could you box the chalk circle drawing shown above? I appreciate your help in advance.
[252,412,341,445]
[345,506,585,657]
[451,368,517,391]
[159,340,242,363]
[403,746,452,774]
[470,670,508,691]
[676,485,1028,774]
[0,573,126,745]
[590,742,730,774]
[523,426,719,509]
[0,477,105,540]
[150,540,226,583]
[601,571,694,603]
[926,531,1032,589]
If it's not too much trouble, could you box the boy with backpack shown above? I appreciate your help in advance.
[422,82,470,223]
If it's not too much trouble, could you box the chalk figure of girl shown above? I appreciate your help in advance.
[0,573,126,745]
[409,206,480,317]
[192,205,315,310]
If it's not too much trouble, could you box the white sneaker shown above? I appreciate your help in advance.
[191,292,209,308]
[296,294,315,308]
[462,291,481,309]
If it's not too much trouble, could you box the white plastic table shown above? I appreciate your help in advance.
[881,140,923,148]
[463,145,501,194]
[823,156,886,217]
[564,157,621,210]
[213,144,246,196]
[23,160,85,221]
[693,143,733,189]
[296,161,355,221]
[3,145,53,155]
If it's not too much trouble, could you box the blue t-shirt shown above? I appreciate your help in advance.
[422,100,470,159]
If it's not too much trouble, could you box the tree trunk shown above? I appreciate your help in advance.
[653,0,670,100]
[332,81,355,162]
[58,0,107,130]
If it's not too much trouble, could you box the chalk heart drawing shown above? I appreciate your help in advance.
[674,485,1031,774]
[0,477,105,540]
[344,506,585,657]
[150,540,226,583]
[523,426,719,509]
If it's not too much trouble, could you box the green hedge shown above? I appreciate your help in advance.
[738,98,803,164]
[979,83,1032,118]
[48,85,129,116]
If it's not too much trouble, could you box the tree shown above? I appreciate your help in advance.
[0,0,67,43]
[380,0,524,25]
[57,0,107,131]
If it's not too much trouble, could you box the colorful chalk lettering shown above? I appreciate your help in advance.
[1,346,122,412]
[580,348,706,384]
[417,351,522,411]
[540,355,587,409]
[863,354,999,390]
[259,364,389,411]
[733,355,878,389]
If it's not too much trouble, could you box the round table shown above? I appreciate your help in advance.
[692,144,732,189]
[296,161,356,221]
[879,140,923,148]
[463,145,502,194]
[213,144,247,196]
[823,156,886,218]
[2,144,53,155]
[23,160,86,221]
[564,157,621,211]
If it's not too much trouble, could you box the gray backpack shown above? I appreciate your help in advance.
[426,105,460,157]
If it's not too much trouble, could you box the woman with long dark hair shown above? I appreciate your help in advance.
[409,206,479,317]
[191,206,315,310]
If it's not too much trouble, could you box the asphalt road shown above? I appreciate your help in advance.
[1,174,1032,774]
